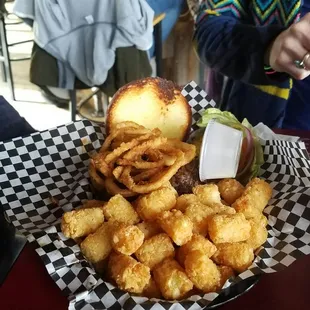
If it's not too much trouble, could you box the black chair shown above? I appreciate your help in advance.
[70,87,108,124]
[0,8,32,101]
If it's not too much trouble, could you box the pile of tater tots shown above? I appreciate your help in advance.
[61,178,272,300]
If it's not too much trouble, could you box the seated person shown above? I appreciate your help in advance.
[194,0,310,130]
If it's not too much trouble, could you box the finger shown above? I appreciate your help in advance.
[285,46,310,78]
[280,53,310,80]
[274,34,310,79]
[302,52,310,70]
[289,14,310,51]
[284,41,310,69]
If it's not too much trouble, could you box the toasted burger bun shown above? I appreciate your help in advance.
[106,77,192,141]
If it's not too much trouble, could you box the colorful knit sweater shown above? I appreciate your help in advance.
[194,0,302,128]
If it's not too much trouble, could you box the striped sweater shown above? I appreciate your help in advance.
[193,0,303,128]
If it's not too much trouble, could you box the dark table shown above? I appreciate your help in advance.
[1,130,310,310]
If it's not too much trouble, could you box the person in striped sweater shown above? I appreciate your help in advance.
[193,0,310,130]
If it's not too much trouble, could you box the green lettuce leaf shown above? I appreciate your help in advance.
[197,108,239,128]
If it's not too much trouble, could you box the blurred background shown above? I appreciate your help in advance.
[0,0,203,131]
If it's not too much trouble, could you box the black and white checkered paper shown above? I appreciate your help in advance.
[0,81,309,310]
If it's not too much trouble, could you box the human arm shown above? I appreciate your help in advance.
[194,2,286,85]
[195,2,310,84]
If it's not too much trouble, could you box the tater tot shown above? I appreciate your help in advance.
[258,214,269,227]
[109,252,150,294]
[184,202,215,236]
[61,207,104,238]
[111,224,144,255]
[217,179,244,205]
[192,184,222,205]
[233,200,263,219]
[210,203,236,215]
[233,178,272,214]
[153,258,193,300]
[184,250,220,293]
[103,194,140,225]
[177,234,217,267]
[162,182,178,197]
[80,223,112,264]
[175,194,199,212]
[136,187,176,221]
[245,178,272,210]
[216,266,235,291]
[143,277,162,299]
[157,210,193,246]
[106,220,123,232]
[212,243,254,273]
[245,216,268,250]
[137,221,162,239]
[208,213,251,244]
[135,233,175,269]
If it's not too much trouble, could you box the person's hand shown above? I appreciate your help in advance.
[266,13,310,80]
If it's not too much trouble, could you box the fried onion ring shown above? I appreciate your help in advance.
[132,167,163,183]
[116,150,176,169]
[112,166,124,180]
[122,137,167,161]
[100,127,150,153]
[116,158,165,169]
[104,177,137,198]
[166,139,196,165]
[120,149,185,193]
[88,159,106,191]
[90,121,197,196]
[104,132,158,165]
[93,153,112,177]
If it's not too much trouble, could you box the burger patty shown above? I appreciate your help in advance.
[170,158,203,195]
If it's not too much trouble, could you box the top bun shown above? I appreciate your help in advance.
[106,77,192,141]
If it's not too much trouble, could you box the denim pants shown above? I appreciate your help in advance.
[146,0,184,57]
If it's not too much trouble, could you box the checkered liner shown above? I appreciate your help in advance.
[0,81,309,310]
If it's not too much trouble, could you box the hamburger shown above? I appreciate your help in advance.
[105,78,263,195]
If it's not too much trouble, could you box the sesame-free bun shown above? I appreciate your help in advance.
[106,77,192,141]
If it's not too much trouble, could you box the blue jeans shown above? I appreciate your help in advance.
[146,0,184,57]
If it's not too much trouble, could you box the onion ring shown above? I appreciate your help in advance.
[132,167,163,183]
[104,177,137,198]
[122,136,167,161]
[112,166,124,180]
[104,133,155,166]
[93,153,112,177]
[100,127,150,153]
[166,139,196,165]
[162,154,177,166]
[91,122,197,196]
[116,157,165,169]
[120,149,185,193]
[88,159,106,191]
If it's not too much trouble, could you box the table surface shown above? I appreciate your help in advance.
[1,130,310,310]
